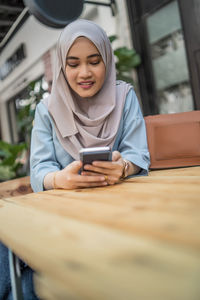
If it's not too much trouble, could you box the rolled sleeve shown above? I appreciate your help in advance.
[118,89,150,173]
[30,103,61,192]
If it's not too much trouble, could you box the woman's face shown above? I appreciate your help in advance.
[65,37,106,98]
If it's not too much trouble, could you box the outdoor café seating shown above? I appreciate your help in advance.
[0,111,200,300]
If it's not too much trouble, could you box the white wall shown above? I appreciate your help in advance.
[0,1,132,142]
[0,16,62,103]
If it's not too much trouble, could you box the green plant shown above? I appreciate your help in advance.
[0,79,47,181]
[109,35,141,84]
[0,140,27,181]
[17,79,46,146]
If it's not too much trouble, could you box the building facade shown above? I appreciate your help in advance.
[127,0,200,115]
[0,1,132,143]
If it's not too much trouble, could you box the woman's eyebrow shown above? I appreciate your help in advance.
[66,56,79,60]
[66,54,100,61]
[87,54,100,58]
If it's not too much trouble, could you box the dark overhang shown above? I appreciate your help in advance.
[0,0,28,53]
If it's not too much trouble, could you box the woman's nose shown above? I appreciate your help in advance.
[79,64,92,77]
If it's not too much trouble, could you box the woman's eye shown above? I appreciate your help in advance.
[90,60,100,65]
[67,64,78,68]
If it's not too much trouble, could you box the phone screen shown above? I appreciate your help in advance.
[79,146,112,167]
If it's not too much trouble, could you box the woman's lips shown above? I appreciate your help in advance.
[78,81,94,89]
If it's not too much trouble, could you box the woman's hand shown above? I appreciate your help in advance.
[54,161,109,189]
[81,151,124,185]
[44,161,108,190]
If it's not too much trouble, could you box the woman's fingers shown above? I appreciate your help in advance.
[67,160,83,173]
[77,174,105,182]
[82,171,120,185]
[83,151,122,173]
[72,173,108,188]
[60,155,124,189]
[77,181,108,188]
[84,162,115,174]
[84,162,122,177]
[82,155,124,183]
[78,174,118,186]
[84,165,110,175]
[92,161,116,169]
[81,171,102,176]
[58,161,107,189]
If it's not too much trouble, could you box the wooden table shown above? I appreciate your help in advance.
[0,167,200,300]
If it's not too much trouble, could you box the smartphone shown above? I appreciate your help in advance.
[79,146,112,168]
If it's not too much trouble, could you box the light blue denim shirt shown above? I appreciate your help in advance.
[30,89,150,192]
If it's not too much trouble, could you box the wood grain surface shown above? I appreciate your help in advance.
[0,176,32,198]
[0,167,200,300]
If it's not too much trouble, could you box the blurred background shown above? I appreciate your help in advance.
[0,0,200,180]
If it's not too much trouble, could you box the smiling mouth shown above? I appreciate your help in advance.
[78,81,94,89]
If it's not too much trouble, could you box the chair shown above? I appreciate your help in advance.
[144,110,200,169]
[0,176,32,300]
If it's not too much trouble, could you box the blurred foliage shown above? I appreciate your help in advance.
[109,35,141,84]
[17,79,46,146]
[0,140,27,181]
[0,79,47,181]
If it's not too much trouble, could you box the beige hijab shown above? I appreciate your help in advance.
[43,19,131,160]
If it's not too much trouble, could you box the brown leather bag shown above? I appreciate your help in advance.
[144,111,200,169]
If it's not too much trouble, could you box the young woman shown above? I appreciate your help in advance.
[30,19,150,192]
[0,19,150,300]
